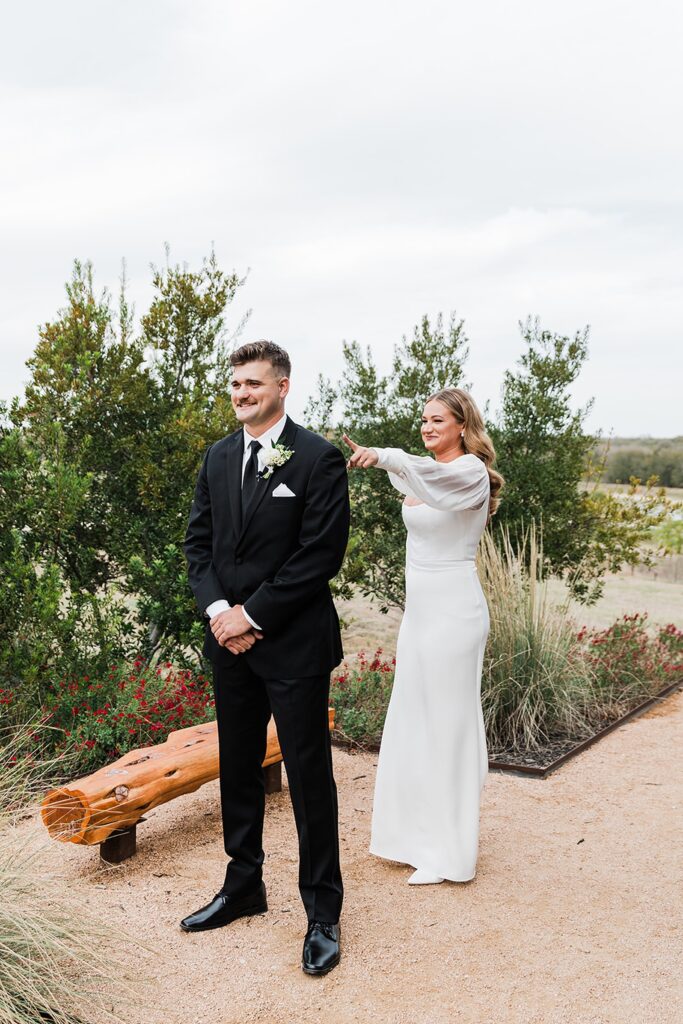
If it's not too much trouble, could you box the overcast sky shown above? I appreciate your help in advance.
[1,0,682,436]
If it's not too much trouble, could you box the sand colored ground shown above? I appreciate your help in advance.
[25,689,682,1024]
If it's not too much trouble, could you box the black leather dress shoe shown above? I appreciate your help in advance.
[301,921,341,975]
[180,882,267,932]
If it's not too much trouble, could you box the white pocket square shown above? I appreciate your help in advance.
[272,482,296,498]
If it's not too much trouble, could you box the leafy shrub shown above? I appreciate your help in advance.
[39,660,215,774]
[652,517,683,555]
[578,614,683,723]
[330,650,395,747]
[0,516,138,728]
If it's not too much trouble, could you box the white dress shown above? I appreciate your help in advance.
[369,448,491,881]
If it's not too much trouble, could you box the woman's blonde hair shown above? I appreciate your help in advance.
[426,387,504,517]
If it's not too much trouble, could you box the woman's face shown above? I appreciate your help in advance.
[420,399,463,456]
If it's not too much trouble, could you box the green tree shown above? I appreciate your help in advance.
[490,317,596,577]
[12,260,153,590]
[308,312,675,610]
[491,317,674,602]
[305,313,469,608]
[7,249,247,666]
[0,417,134,715]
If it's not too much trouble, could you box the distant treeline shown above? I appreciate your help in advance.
[594,437,683,488]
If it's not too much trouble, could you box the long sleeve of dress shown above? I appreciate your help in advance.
[372,447,489,512]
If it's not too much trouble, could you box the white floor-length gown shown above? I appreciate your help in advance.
[369,447,491,881]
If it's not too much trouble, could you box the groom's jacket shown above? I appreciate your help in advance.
[184,416,350,677]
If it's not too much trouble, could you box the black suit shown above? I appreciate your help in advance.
[184,416,349,922]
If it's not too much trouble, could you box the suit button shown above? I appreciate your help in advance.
[236,557,243,565]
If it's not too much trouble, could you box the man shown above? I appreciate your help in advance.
[181,340,349,976]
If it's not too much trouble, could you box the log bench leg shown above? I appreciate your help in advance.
[100,823,137,864]
[264,761,282,794]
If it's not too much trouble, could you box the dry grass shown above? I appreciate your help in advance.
[477,528,595,752]
[0,728,147,1024]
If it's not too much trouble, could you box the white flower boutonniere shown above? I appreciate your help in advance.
[258,441,294,480]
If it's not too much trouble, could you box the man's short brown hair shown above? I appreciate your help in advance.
[230,340,291,379]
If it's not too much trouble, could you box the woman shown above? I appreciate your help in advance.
[344,387,503,884]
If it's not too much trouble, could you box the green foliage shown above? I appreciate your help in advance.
[3,249,246,684]
[0,440,135,721]
[40,659,215,775]
[14,261,153,590]
[490,317,595,576]
[490,317,676,602]
[578,615,682,721]
[572,479,673,599]
[126,544,206,662]
[652,515,683,555]
[305,313,469,608]
[329,650,396,747]
[136,249,243,556]
[0,523,69,697]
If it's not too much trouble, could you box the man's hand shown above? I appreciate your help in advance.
[343,434,379,470]
[210,606,255,645]
[224,630,260,655]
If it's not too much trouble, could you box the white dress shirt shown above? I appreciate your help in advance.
[206,413,288,631]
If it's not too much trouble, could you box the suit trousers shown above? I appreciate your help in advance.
[211,657,343,924]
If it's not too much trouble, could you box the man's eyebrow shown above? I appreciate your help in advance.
[232,377,265,386]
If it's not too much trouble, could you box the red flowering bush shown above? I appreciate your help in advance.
[329,617,682,753]
[330,649,395,748]
[577,614,683,723]
[41,659,215,774]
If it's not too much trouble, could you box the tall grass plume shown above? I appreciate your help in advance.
[478,526,594,753]
[0,725,145,1024]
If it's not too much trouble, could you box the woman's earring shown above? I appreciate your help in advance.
[460,431,464,438]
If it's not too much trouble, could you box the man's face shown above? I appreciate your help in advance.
[231,360,289,432]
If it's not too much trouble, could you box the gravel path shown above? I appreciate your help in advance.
[28,690,683,1024]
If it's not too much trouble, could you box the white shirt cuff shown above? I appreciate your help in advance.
[206,599,262,633]
[242,608,262,631]
[206,599,230,619]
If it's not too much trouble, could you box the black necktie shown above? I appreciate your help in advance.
[241,439,262,517]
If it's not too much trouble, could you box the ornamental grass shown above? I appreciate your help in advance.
[330,650,395,748]
[0,727,143,1024]
[478,525,595,754]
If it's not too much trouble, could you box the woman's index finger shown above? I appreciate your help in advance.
[342,434,358,451]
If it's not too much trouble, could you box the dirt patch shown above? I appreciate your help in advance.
[22,692,683,1024]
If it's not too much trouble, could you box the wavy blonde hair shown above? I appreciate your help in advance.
[427,387,504,517]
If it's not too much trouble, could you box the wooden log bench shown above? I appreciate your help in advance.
[41,711,334,864]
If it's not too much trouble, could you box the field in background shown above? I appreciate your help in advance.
[588,482,683,502]
[336,556,683,658]
[592,436,683,489]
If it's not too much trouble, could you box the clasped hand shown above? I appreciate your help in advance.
[210,606,263,655]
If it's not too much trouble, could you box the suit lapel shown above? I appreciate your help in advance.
[237,416,299,543]
[225,431,244,539]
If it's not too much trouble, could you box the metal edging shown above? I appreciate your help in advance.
[487,680,683,778]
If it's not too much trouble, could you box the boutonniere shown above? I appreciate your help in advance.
[258,441,294,480]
